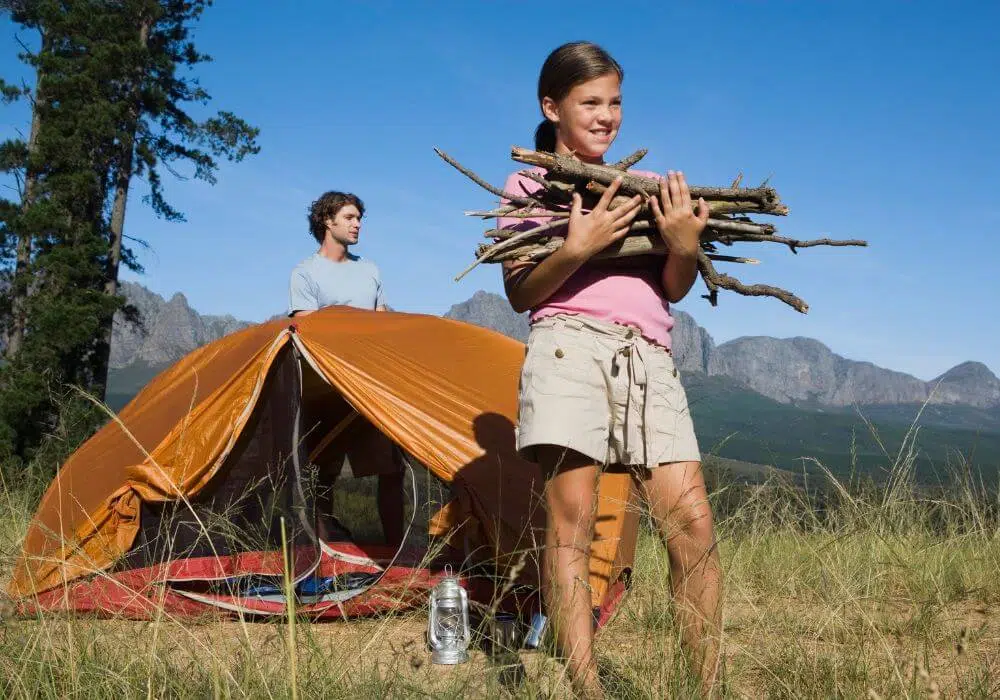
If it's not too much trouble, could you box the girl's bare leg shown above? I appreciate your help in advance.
[537,446,603,698]
[640,460,722,692]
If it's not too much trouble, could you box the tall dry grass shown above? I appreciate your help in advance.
[0,409,998,698]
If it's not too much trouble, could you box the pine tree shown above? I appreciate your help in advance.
[93,0,259,396]
[0,0,259,467]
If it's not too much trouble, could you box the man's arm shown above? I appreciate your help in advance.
[288,267,319,317]
[374,264,388,311]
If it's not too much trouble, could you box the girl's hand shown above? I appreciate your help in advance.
[649,171,708,258]
[563,176,642,262]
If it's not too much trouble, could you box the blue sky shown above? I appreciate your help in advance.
[1,2,997,381]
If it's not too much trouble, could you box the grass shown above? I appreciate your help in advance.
[1,417,999,698]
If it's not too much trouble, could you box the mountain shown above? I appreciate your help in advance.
[110,284,999,413]
[930,362,1000,409]
[707,336,932,406]
[111,282,251,369]
[670,307,716,375]
[705,337,1000,409]
[443,290,529,341]
[103,284,999,481]
[442,293,1000,411]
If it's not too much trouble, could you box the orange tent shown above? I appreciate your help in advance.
[10,307,638,620]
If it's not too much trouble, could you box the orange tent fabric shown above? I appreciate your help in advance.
[10,307,637,606]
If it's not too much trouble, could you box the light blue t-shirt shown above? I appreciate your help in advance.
[288,253,385,316]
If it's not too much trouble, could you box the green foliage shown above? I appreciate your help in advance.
[0,0,259,465]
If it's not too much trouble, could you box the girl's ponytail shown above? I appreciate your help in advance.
[534,120,556,152]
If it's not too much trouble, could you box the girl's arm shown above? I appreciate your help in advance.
[660,248,699,303]
[650,171,708,303]
[502,177,642,313]
[503,248,586,314]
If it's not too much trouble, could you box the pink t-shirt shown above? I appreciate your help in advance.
[499,168,675,349]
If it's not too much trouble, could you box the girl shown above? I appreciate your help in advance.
[500,42,722,697]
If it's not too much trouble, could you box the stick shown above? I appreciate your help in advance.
[698,250,808,313]
[484,215,777,238]
[612,148,648,170]
[706,254,760,264]
[435,148,541,208]
[518,170,576,195]
[697,251,720,307]
[701,200,790,216]
[478,233,759,266]
[454,217,571,281]
[586,180,790,217]
[469,208,566,220]
[512,146,782,208]
[711,233,868,252]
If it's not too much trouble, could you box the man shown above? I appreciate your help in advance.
[289,191,404,546]
[289,191,386,316]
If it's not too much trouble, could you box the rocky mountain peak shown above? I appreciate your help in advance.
[929,361,1000,408]
[111,282,251,369]
[935,361,996,382]
[108,283,998,412]
[443,290,529,342]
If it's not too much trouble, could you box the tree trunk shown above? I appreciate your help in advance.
[92,18,149,399]
[5,31,47,361]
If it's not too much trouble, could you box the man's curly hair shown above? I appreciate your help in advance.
[307,191,365,243]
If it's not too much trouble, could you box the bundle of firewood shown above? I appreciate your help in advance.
[437,146,867,313]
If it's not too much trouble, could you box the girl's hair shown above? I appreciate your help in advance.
[535,41,623,152]
[307,191,364,243]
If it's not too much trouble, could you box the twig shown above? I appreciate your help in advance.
[586,180,790,216]
[698,249,808,313]
[703,200,790,216]
[707,254,760,264]
[435,148,540,208]
[707,219,777,236]
[518,170,575,196]
[711,233,867,253]
[612,148,648,170]
[484,216,776,238]
[438,143,865,313]
[479,234,760,266]
[454,217,571,281]
[468,208,566,220]
[697,251,720,306]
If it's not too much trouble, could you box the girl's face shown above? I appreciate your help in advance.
[542,72,622,162]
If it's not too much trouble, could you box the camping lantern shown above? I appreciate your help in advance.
[427,567,470,664]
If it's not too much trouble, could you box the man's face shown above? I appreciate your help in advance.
[324,204,362,246]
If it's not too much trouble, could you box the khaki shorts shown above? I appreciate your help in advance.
[516,314,700,468]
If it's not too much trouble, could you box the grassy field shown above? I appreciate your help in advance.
[1,428,999,698]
